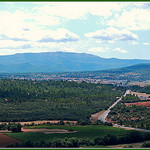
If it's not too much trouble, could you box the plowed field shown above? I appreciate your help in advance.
[0,133,22,147]
[125,101,150,107]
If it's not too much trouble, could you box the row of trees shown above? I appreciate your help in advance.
[130,85,150,94]
[0,123,22,132]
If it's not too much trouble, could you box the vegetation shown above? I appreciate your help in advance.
[6,124,150,147]
[121,94,140,103]
[0,63,150,82]
[108,103,150,129]
[0,79,124,122]
[142,141,150,148]
[6,125,124,142]
[108,93,150,129]
[130,85,150,94]
[8,128,150,148]
[0,123,22,133]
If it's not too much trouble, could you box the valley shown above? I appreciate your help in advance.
[0,53,150,148]
[1,1,150,148]
[0,78,150,148]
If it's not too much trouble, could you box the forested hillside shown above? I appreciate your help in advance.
[0,79,125,122]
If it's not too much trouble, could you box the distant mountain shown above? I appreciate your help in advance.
[0,52,150,73]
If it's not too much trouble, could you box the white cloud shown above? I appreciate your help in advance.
[143,42,150,45]
[33,2,124,20]
[85,27,138,42]
[113,47,128,53]
[0,22,79,43]
[34,15,60,26]
[88,47,108,53]
[38,28,79,43]
[0,40,31,49]
[131,41,139,45]
[108,8,150,30]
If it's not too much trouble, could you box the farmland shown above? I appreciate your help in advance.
[6,125,125,142]
[0,133,22,147]
[0,79,150,147]
[125,101,150,107]
[107,90,150,130]
[5,124,150,147]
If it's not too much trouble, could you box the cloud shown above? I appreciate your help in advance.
[0,40,32,49]
[113,47,128,53]
[108,8,150,30]
[38,28,79,43]
[0,24,79,43]
[88,47,108,53]
[143,42,150,46]
[140,3,150,9]
[34,2,124,20]
[85,27,138,42]
[131,41,139,45]
[34,14,60,26]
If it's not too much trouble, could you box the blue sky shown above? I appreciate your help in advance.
[0,2,150,59]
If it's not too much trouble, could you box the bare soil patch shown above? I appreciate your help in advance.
[0,133,22,147]
[129,82,150,87]
[105,118,114,124]
[22,128,77,134]
[0,130,11,133]
[125,101,150,107]
[0,120,77,126]
[90,111,105,123]
[131,92,150,100]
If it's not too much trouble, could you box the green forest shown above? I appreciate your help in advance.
[0,79,125,122]
[130,85,150,94]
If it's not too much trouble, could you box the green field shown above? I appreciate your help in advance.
[5,125,130,143]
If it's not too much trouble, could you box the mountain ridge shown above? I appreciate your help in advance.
[0,52,150,73]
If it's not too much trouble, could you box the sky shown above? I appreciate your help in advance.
[0,2,150,59]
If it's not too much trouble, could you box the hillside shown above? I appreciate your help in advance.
[0,79,124,122]
[0,52,150,72]
[105,63,150,74]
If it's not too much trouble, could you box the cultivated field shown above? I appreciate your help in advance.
[5,125,128,143]
[0,133,22,147]
[125,101,150,107]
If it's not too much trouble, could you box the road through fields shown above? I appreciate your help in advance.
[98,90,150,132]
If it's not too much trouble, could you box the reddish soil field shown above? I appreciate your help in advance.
[22,128,77,134]
[125,101,150,107]
[0,120,77,126]
[105,118,114,124]
[0,133,22,147]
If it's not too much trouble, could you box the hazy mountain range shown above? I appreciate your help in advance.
[0,52,150,73]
